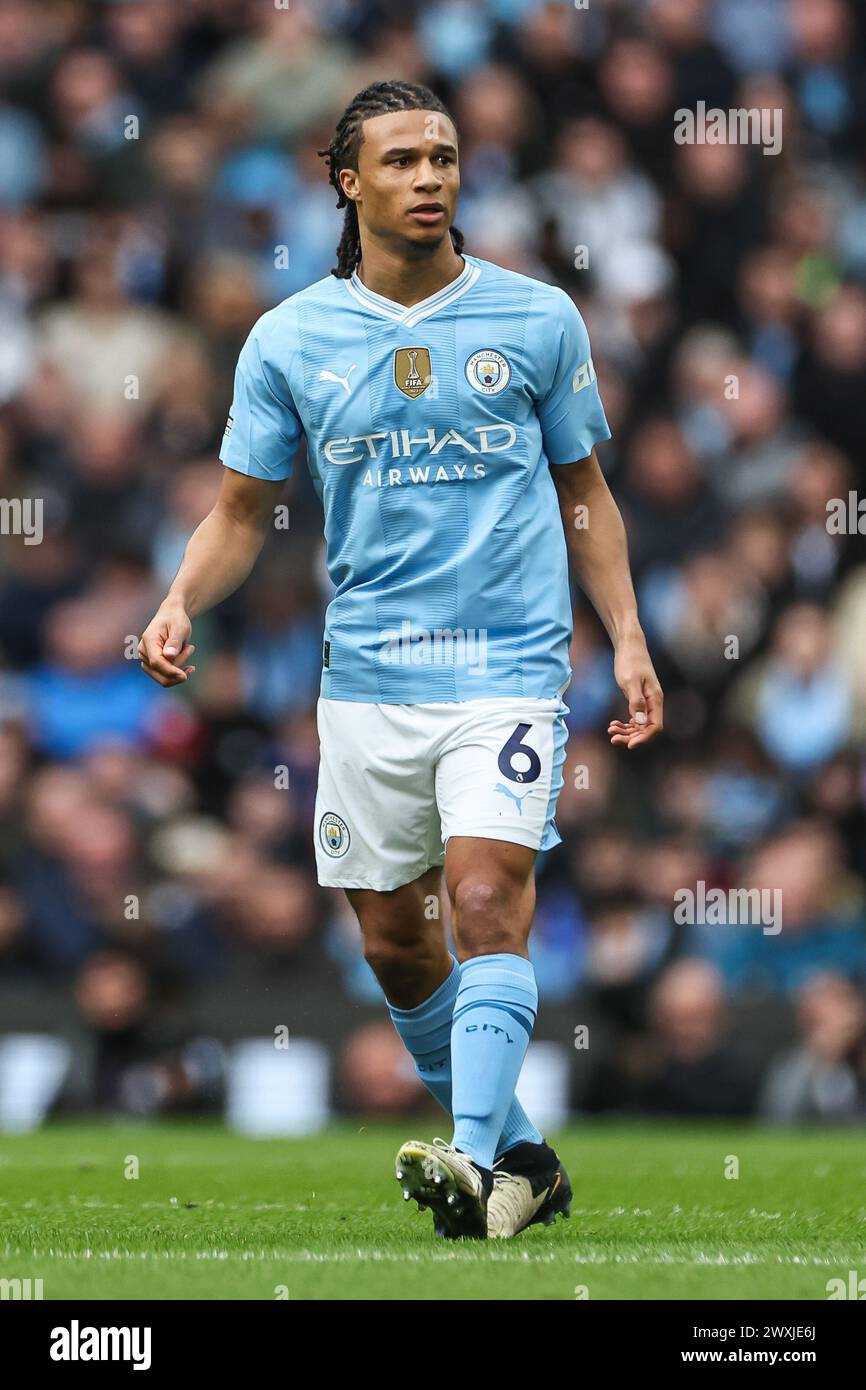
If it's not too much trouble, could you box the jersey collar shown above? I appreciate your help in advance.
[344,256,481,328]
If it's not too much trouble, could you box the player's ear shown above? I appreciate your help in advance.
[339,168,361,203]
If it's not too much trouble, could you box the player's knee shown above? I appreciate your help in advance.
[451,876,522,955]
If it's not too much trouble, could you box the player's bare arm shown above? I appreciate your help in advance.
[552,449,664,750]
[138,469,285,688]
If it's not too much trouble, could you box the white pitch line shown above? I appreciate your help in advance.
[2,1246,864,1267]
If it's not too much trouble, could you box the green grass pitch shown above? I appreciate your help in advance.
[1,1120,864,1300]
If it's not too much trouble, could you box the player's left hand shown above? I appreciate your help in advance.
[609,632,664,749]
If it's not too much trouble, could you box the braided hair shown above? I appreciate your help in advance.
[318,80,465,279]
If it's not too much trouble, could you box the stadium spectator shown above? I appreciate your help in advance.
[759,972,866,1122]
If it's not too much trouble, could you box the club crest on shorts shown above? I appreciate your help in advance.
[394,347,432,398]
[465,349,511,395]
[319,811,350,857]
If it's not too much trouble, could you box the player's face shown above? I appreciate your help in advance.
[340,108,460,252]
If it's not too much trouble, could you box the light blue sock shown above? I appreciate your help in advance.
[387,954,542,1158]
[387,958,458,1117]
[450,953,539,1170]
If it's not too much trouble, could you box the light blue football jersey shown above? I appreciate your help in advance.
[219,254,611,703]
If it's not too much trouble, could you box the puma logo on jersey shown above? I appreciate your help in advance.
[494,783,532,814]
[319,364,358,395]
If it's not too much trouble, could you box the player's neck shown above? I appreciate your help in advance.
[354,237,465,308]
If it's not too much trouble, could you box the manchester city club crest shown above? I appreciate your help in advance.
[465,349,511,395]
[394,346,432,398]
[319,811,350,857]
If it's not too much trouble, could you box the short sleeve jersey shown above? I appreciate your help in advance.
[220,255,611,702]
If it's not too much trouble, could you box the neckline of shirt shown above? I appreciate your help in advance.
[344,256,482,328]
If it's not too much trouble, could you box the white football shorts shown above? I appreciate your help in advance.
[313,695,569,891]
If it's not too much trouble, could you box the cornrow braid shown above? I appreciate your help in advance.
[318,80,465,279]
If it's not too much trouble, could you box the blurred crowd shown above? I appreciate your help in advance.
[1,0,865,1126]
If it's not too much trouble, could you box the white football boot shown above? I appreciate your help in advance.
[395,1136,492,1239]
[486,1141,572,1238]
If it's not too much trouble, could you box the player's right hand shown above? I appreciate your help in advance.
[138,603,196,686]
